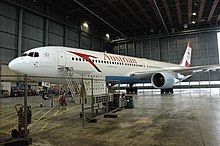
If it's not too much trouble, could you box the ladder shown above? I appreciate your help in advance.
[58,66,81,100]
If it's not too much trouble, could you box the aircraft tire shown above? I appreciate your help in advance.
[126,88,130,94]
[130,88,133,94]
[133,87,138,94]
[171,88,174,93]
[161,89,164,94]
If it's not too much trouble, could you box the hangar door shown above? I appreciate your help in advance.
[57,51,66,66]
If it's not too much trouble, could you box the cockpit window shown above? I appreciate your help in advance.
[34,52,39,57]
[22,52,39,57]
[28,52,34,57]
[21,53,28,56]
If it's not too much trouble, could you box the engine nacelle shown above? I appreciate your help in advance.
[151,72,176,89]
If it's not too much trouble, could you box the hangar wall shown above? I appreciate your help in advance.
[0,1,105,64]
[113,32,220,81]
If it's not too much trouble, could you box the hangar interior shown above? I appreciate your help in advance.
[1,0,220,145]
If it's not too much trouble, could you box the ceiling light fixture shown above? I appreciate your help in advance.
[83,22,88,28]
[106,33,110,38]
[192,21,196,24]
[192,12,196,16]
[183,23,188,29]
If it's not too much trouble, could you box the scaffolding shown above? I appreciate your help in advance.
[58,67,81,101]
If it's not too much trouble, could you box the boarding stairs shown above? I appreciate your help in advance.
[58,66,81,100]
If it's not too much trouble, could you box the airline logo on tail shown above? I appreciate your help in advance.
[179,42,192,67]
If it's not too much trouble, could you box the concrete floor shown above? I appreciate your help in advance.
[1,88,220,146]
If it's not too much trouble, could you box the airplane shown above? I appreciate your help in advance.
[8,42,220,94]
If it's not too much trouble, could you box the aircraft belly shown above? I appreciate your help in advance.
[106,76,150,84]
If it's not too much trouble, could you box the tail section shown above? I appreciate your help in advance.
[179,42,192,67]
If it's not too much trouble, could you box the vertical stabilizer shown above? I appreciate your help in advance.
[179,42,192,67]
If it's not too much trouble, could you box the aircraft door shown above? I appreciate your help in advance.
[57,51,66,66]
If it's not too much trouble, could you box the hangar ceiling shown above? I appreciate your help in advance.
[7,0,220,39]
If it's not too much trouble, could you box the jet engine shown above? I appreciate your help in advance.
[151,72,176,89]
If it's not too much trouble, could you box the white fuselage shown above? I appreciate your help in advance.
[8,46,181,80]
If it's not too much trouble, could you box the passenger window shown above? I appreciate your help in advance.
[34,52,39,57]
[72,57,74,60]
[28,52,34,57]
[21,53,28,56]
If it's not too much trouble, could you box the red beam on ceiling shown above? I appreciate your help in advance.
[216,14,220,22]
[148,0,161,22]
[207,0,219,22]
[188,0,192,24]
[197,0,206,23]
[162,0,173,26]
[175,0,182,26]
[134,0,153,25]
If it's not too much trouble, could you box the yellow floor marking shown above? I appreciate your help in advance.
[32,109,44,117]
[40,123,48,131]
[31,124,60,135]
[29,108,54,129]
[0,113,17,122]
[0,120,17,131]
[0,109,16,118]
[41,107,69,122]
[0,107,15,113]
[53,110,60,116]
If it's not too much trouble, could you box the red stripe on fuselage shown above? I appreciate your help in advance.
[68,51,102,72]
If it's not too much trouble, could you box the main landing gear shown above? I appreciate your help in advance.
[160,88,174,94]
[126,84,138,94]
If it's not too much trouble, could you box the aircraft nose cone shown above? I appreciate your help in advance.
[8,59,20,73]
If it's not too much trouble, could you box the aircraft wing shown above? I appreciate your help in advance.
[131,64,220,80]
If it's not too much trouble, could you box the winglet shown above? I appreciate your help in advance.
[179,42,192,67]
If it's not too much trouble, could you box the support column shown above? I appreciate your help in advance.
[158,39,160,60]
[90,27,93,50]
[91,35,94,50]
[91,78,94,117]
[149,39,152,59]
[167,38,170,63]
[64,16,68,47]
[141,40,143,58]
[78,22,81,48]
[206,34,211,85]
[44,7,49,46]
[100,31,103,51]
[24,74,28,138]
[0,61,2,97]
[18,8,23,56]
[133,42,136,57]
[118,44,120,54]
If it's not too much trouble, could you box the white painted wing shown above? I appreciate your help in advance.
[131,64,220,80]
